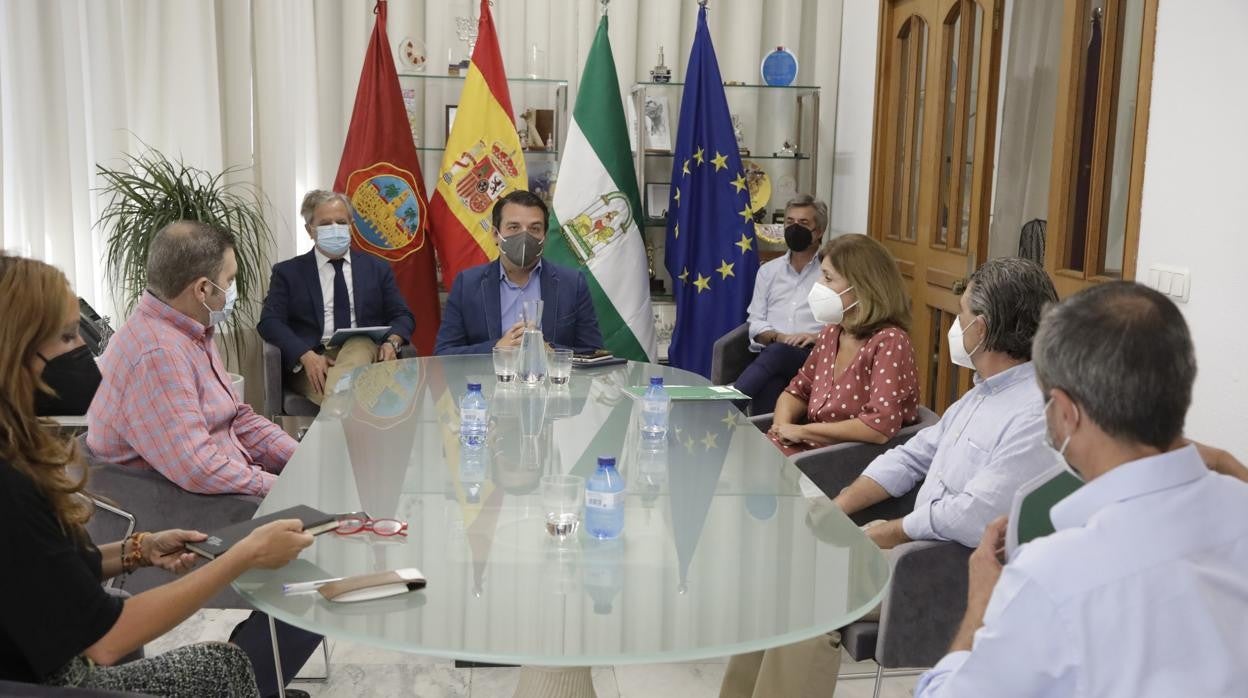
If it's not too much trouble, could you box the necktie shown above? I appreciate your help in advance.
[331,258,351,331]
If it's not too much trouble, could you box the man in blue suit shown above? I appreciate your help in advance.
[258,190,415,403]
[434,190,604,355]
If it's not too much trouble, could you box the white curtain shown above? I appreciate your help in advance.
[987,0,1063,260]
[1,0,845,321]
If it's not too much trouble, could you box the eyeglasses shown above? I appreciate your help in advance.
[335,514,407,537]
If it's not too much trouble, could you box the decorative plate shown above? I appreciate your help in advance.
[761,46,798,87]
[398,37,427,72]
[742,160,771,214]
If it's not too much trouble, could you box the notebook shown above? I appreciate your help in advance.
[1005,466,1083,559]
[186,505,340,560]
[326,326,392,348]
[624,385,749,401]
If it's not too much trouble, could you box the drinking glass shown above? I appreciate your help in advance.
[492,346,518,383]
[547,348,573,386]
[541,474,583,539]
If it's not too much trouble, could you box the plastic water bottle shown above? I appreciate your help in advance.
[585,456,625,539]
[459,382,488,447]
[640,376,671,443]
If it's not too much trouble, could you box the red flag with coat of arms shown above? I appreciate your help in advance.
[334,0,440,354]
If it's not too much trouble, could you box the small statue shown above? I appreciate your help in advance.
[774,140,797,157]
[732,114,748,155]
[650,46,672,83]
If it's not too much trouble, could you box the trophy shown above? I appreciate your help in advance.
[732,114,749,155]
[779,140,798,157]
[650,46,672,83]
[453,1,493,71]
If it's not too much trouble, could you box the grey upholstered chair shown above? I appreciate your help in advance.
[782,406,969,697]
[77,447,261,609]
[262,340,418,420]
[841,539,973,696]
[262,341,320,419]
[709,322,753,385]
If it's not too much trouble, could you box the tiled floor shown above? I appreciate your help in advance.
[147,609,916,697]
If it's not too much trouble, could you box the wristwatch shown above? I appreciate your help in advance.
[387,338,403,354]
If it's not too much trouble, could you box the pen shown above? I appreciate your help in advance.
[282,577,344,594]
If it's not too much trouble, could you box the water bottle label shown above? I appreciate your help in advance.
[585,490,623,509]
[462,408,487,422]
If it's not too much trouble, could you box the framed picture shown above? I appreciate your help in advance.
[445,104,458,143]
[642,94,672,153]
[645,182,670,221]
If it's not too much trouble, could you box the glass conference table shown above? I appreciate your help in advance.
[234,356,889,696]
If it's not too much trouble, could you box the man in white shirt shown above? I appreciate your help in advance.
[832,257,1059,550]
[915,281,1248,697]
[733,194,828,414]
[258,190,415,403]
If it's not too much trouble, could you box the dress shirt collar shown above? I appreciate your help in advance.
[783,250,820,277]
[499,258,543,290]
[1051,444,1207,531]
[137,290,213,341]
[314,246,350,269]
[972,360,1036,395]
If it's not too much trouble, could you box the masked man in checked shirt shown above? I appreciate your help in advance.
[88,220,295,497]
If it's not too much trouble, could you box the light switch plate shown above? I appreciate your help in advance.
[1146,264,1190,303]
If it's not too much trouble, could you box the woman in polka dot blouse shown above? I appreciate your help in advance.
[767,234,919,456]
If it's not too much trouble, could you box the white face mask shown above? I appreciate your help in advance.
[807,283,857,325]
[1043,396,1083,482]
[947,315,984,369]
[203,280,237,327]
[315,223,352,258]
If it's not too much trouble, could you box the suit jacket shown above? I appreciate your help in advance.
[258,249,415,371]
[434,260,604,355]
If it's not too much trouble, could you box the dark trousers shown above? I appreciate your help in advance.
[229,611,323,697]
[734,343,812,415]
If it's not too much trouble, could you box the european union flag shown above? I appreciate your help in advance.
[664,4,759,378]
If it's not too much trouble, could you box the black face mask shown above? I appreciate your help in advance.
[35,345,102,416]
[784,224,814,252]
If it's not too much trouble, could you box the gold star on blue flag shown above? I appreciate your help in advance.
[663,4,760,378]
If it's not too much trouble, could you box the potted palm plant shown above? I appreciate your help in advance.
[95,148,273,365]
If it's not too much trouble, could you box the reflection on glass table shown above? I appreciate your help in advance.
[234,356,889,666]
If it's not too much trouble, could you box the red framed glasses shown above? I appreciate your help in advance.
[335,516,407,537]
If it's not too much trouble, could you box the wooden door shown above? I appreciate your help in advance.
[1044,0,1158,297]
[868,0,1004,412]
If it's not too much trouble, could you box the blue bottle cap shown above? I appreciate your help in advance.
[649,376,664,386]
[467,382,481,391]
[597,456,616,468]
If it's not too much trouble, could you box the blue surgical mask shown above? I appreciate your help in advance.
[316,223,352,258]
[204,280,237,327]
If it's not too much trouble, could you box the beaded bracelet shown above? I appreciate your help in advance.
[122,532,150,573]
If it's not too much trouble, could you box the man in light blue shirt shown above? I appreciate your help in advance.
[916,281,1248,697]
[833,257,1059,550]
[733,195,828,414]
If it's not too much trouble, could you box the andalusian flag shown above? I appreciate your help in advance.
[545,14,655,361]
[428,0,526,289]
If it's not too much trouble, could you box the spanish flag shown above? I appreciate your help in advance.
[428,0,526,290]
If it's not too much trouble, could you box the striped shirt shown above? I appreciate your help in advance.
[86,292,295,495]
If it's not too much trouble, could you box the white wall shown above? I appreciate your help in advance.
[1134,0,1248,455]
[827,0,879,235]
